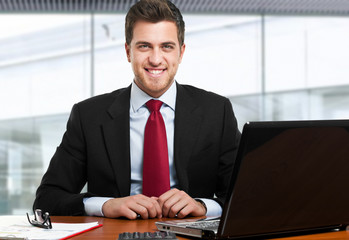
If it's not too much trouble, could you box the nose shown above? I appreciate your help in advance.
[148,47,162,66]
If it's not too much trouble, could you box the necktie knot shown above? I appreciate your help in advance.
[146,99,163,112]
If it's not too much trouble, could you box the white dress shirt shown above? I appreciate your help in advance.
[84,81,222,217]
[129,79,177,194]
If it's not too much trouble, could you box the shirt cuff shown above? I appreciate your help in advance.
[198,198,222,217]
[83,197,113,217]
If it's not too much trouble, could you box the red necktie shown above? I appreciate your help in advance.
[142,99,170,197]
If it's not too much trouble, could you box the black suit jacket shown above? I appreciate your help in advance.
[33,83,241,216]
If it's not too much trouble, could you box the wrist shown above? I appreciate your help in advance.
[195,199,207,214]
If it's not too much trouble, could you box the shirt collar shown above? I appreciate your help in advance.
[130,80,177,113]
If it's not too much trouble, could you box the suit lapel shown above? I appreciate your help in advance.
[102,86,131,197]
[174,83,203,191]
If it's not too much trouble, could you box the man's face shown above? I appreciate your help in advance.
[125,20,185,98]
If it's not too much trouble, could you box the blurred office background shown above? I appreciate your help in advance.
[0,0,349,214]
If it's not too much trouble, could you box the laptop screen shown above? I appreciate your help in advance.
[219,120,349,238]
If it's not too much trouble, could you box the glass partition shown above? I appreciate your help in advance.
[0,14,90,214]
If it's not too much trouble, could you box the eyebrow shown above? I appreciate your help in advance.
[134,41,177,46]
[161,41,177,47]
[135,41,151,46]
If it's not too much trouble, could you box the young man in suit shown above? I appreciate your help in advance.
[33,0,241,219]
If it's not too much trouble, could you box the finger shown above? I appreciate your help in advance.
[122,207,139,220]
[161,197,177,217]
[161,191,184,217]
[142,198,161,218]
[152,198,163,218]
[108,198,139,219]
[158,188,178,206]
[150,196,161,217]
[129,202,149,219]
[134,196,161,219]
[177,199,206,218]
[126,195,153,219]
[176,203,193,218]
[168,199,187,218]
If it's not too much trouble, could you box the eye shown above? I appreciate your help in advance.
[162,44,174,49]
[138,44,150,49]
[162,44,175,52]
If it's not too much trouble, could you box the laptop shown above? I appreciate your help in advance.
[156,120,349,239]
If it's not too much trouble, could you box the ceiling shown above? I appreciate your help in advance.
[0,0,349,15]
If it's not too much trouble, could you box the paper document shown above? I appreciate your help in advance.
[0,215,102,240]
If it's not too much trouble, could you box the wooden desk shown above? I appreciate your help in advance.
[51,216,349,240]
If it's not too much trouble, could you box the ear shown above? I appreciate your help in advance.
[179,43,186,64]
[125,43,131,62]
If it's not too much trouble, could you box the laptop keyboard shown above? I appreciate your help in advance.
[186,219,220,231]
[118,231,178,240]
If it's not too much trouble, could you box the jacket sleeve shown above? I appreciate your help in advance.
[33,104,93,216]
[215,98,241,207]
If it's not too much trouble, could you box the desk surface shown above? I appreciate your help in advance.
[51,216,349,240]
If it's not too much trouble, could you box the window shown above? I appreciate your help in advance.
[0,13,348,214]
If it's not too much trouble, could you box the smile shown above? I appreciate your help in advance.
[146,68,166,75]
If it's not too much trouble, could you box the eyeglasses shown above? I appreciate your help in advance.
[26,209,52,229]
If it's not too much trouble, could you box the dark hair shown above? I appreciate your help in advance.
[125,0,185,46]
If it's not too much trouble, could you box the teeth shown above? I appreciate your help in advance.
[148,69,163,75]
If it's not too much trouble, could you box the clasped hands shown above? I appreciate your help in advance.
[102,188,207,219]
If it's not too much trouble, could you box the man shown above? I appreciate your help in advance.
[33,0,240,220]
